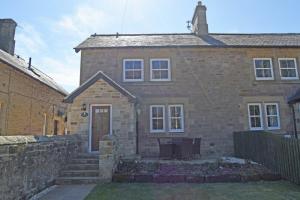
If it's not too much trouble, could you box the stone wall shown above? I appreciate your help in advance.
[0,62,67,136]
[0,134,87,200]
[67,79,136,157]
[79,47,300,158]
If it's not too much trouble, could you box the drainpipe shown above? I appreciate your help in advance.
[291,104,298,139]
[136,105,141,155]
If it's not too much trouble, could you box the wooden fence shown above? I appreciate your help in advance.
[234,131,300,185]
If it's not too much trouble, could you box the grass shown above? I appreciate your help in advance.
[85,181,300,200]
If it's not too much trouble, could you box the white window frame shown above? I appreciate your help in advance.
[150,105,165,133]
[168,105,184,133]
[278,58,299,80]
[248,103,264,131]
[123,59,144,82]
[264,103,280,130]
[150,58,171,81]
[253,58,274,80]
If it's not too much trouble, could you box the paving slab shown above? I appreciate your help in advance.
[37,184,96,200]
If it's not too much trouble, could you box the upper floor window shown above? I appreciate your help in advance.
[278,58,299,80]
[150,105,165,133]
[248,103,263,130]
[265,103,280,130]
[168,105,184,133]
[150,59,171,81]
[123,59,144,82]
[253,58,274,80]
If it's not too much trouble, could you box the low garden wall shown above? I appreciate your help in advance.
[234,131,300,185]
[0,134,87,200]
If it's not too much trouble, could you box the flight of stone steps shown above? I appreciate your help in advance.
[55,153,100,185]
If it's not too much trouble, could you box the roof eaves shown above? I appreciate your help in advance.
[0,57,68,96]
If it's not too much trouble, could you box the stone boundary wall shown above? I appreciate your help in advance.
[0,134,87,200]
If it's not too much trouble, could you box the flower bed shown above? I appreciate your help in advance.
[113,157,281,183]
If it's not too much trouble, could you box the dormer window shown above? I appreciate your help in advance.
[150,59,171,81]
[123,59,144,82]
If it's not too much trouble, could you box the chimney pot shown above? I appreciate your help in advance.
[0,19,17,55]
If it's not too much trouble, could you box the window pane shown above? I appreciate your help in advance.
[133,61,142,69]
[268,116,278,127]
[152,70,161,79]
[249,105,260,116]
[153,119,163,130]
[263,69,272,77]
[266,105,277,115]
[152,107,163,118]
[160,70,169,79]
[251,117,261,128]
[171,118,182,130]
[281,69,296,78]
[287,60,296,68]
[255,60,271,69]
[125,61,134,69]
[125,71,134,79]
[256,69,264,77]
[170,106,181,117]
[133,71,142,79]
[152,61,160,69]
[160,61,169,69]
[262,60,271,68]
[280,60,288,68]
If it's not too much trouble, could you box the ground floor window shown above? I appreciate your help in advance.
[168,105,184,132]
[248,104,263,130]
[247,103,280,131]
[265,103,280,130]
[150,105,165,133]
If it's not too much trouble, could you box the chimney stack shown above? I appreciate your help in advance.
[0,19,17,55]
[192,1,208,35]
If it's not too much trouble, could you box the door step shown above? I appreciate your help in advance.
[55,177,101,185]
[60,170,99,177]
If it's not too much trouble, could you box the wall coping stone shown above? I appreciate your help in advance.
[0,134,85,145]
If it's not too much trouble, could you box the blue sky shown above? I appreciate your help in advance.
[1,0,300,92]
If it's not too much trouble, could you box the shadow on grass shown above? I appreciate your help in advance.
[85,181,300,200]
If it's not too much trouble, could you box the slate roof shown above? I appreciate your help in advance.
[0,49,68,96]
[75,33,300,51]
[64,71,136,103]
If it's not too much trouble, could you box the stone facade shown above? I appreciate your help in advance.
[67,79,136,157]
[0,134,86,200]
[78,47,300,158]
[0,62,67,136]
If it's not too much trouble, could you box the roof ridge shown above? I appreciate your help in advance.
[91,33,195,37]
[90,32,300,37]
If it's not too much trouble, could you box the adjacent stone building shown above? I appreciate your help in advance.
[65,2,300,158]
[0,19,68,136]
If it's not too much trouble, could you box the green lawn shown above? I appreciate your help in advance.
[85,181,300,200]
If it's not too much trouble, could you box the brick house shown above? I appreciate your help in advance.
[0,19,68,136]
[65,2,300,158]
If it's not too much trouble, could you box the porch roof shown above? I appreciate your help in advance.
[288,88,300,104]
[64,71,137,103]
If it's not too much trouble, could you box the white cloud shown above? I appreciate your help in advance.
[56,4,109,38]
[15,23,47,56]
[38,54,80,90]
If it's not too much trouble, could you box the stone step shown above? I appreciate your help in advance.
[60,170,99,177]
[55,177,101,185]
[65,164,99,170]
[76,153,99,159]
[70,158,99,164]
